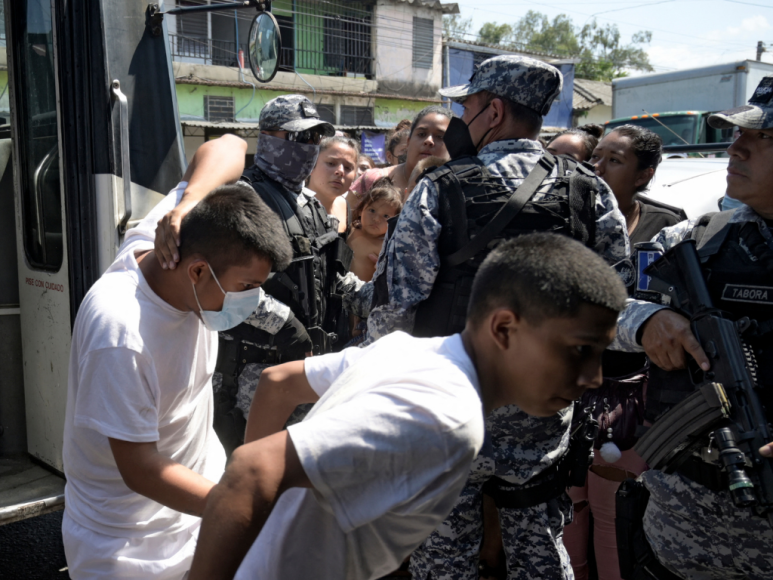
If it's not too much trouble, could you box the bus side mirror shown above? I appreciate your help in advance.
[248,11,282,83]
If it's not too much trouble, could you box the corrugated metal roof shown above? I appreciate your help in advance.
[180,120,389,133]
[573,78,612,111]
[391,0,460,14]
[181,120,260,130]
[335,125,388,132]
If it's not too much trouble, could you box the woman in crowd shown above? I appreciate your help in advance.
[545,124,603,162]
[357,154,375,177]
[384,118,412,165]
[563,124,686,580]
[350,106,453,203]
[385,129,409,167]
[306,135,359,233]
[592,124,687,244]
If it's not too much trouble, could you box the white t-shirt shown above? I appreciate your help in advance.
[234,331,484,580]
[63,183,226,539]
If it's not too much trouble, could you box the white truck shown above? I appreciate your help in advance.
[607,60,773,146]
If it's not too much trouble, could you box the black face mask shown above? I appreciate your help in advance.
[442,102,492,160]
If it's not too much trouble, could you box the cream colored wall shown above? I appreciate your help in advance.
[578,105,613,126]
[374,1,443,90]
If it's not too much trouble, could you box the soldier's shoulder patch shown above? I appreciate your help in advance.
[613,259,636,288]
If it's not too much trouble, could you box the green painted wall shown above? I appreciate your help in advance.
[176,83,276,121]
[374,98,431,127]
[175,83,440,129]
[274,0,371,77]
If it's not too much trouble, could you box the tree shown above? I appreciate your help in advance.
[577,21,653,79]
[473,11,653,81]
[511,11,580,56]
[443,15,473,41]
[478,23,514,46]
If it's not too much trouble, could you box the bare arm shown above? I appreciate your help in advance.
[244,361,319,444]
[189,431,312,580]
[108,438,216,517]
[155,134,248,269]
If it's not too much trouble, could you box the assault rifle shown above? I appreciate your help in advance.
[634,239,773,523]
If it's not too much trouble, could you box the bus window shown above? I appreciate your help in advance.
[10,0,63,271]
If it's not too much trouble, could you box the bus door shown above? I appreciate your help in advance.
[1,0,185,524]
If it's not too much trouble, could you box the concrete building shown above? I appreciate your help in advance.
[167,0,459,161]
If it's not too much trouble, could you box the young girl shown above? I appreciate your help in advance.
[347,179,403,283]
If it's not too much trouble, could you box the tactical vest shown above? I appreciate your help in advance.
[237,165,352,354]
[646,212,773,424]
[405,153,599,338]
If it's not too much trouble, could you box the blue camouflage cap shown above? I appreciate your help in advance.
[709,75,773,131]
[259,94,335,136]
[438,55,563,116]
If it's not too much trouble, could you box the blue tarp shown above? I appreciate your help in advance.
[445,48,574,129]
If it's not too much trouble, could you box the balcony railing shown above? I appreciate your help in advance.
[281,47,373,77]
[169,34,247,68]
[169,34,373,78]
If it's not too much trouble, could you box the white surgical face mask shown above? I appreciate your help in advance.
[191,262,262,331]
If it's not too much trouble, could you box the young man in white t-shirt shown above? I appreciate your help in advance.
[61,169,293,578]
[187,232,629,580]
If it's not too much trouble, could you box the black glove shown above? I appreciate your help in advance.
[273,313,312,360]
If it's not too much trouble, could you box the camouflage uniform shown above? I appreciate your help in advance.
[608,204,773,579]
[360,56,629,580]
[410,405,576,580]
[363,138,629,345]
[215,95,365,425]
[609,205,773,354]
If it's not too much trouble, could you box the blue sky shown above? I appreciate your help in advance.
[453,0,773,75]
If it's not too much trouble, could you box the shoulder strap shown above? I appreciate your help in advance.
[242,168,307,239]
[692,210,735,258]
[443,153,558,268]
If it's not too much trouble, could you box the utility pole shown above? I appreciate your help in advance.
[757,41,766,62]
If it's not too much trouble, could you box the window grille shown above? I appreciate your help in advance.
[316,104,336,124]
[204,96,235,122]
[412,17,434,69]
[275,14,295,70]
[176,0,209,58]
[339,106,374,126]
[323,13,371,75]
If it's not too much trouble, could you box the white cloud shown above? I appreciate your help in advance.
[707,15,770,41]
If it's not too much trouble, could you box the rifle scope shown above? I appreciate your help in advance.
[716,427,756,507]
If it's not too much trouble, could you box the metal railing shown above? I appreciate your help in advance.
[279,47,373,77]
[170,32,373,77]
[169,34,247,68]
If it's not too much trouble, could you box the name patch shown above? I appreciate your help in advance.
[721,284,773,304]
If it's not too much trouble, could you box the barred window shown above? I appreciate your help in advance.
[323,14,372,75]
[339,106,374,126]
[316,104,337,125]
[204,96,234,123]
[412,17,434,69]
[176,1,209,58]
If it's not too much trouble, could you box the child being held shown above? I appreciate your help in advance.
[347,178,403,282]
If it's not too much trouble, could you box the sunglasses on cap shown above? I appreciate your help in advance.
[286,129,322,145]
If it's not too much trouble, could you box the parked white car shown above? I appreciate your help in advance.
[645,157,728,219]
